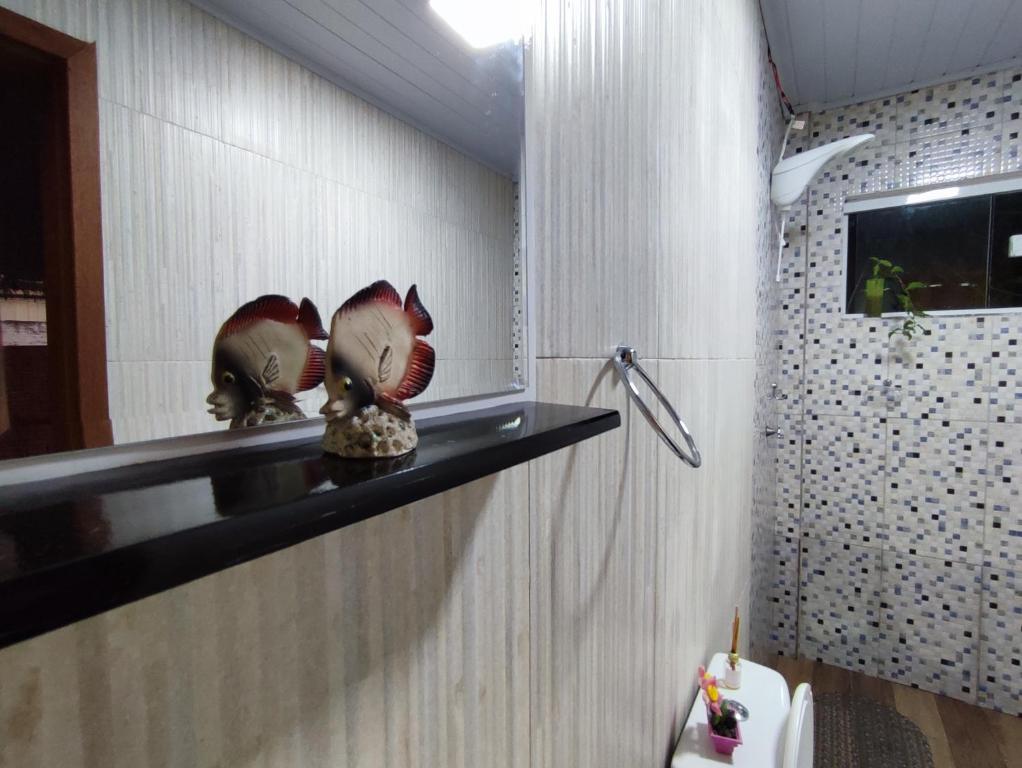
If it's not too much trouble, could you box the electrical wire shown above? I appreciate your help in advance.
[769,51,796,119]
[757,0,796,120]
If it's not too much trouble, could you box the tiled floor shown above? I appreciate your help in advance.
[768,655,1022,768]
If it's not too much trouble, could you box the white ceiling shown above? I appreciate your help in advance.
[761,0,1022,110]
[189,0,523,178]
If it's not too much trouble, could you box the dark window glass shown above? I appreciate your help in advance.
[846,197,990,313]
[989,191,1022,309]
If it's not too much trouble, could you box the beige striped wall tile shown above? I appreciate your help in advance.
[526,1,776,764]
[98,0,224,138]
[0,468,529,768]
[526,0,662,360]
[527,0,769,363]
[99,97,513,366]
[106,361,221,443]
[651,358,756,755]
[97,0,519,240]
[99,99,233,367]
[210,12,515,241]
[427,359,516,403]
[653,0,766,361]
[0,0,97,40]
[530,357,660,768]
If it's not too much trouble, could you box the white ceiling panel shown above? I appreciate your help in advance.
[852,0,898,97]
[914,0,974,78]
[944,0,1014,73]
[189,0,523,178]
[883,1,939,89]
[822,0,861,102]
[762,0,1022,110]
[785,0,828,104]
[986,0,1022,61]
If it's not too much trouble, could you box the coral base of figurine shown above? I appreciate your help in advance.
[321,405,418,458]
[230,404,305,429]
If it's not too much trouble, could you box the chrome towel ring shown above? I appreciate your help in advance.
[612,345,702,468]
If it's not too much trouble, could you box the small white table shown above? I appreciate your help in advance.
[671,653,792,767]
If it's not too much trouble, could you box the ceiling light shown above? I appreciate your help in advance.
[430,0,531,49]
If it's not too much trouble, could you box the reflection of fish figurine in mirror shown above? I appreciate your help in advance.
[321,281,435,458]
[206,295,328,429]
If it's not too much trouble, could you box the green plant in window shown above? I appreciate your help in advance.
[867,257,929,340]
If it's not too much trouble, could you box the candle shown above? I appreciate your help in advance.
[730,608,740,656]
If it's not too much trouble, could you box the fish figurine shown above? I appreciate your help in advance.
[206,295,328,428]
[321,280,435,423]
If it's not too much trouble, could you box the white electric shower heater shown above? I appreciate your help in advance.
[770,128,875,280]
[771,133,875,208]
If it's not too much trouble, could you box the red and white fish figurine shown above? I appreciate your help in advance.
[321,280,435,423]
[206,295,328,428]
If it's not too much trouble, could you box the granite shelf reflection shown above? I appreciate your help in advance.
[0,402,619,649]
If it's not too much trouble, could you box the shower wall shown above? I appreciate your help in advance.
[526,0,784,763]
[768,66,1022,715]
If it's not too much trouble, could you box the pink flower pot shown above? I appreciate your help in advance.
[707,713,742,756]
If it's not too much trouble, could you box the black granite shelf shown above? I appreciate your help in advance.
[0,401,619,649]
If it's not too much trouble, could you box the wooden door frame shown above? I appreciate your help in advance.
[0,7,111,450]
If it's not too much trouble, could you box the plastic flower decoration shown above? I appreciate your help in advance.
[697,667,722,716]
[697,665,738,737]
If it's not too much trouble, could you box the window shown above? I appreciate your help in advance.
[845,175,1022,314]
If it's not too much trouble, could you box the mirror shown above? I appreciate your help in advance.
[0,0,524,462]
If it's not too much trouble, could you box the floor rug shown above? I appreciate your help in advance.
[814,693,935,768]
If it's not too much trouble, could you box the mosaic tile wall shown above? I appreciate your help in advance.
[767,67,1022,715]
[750,57,788,659]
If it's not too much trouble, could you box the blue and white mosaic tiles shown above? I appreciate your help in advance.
[775,416,804,528]
[751,47,789,659]
[888,318,991,423]
[885,419,987,564]
[804,319,888,418]
[810,143,905,201]
[799,537,880,674]
[984,423,1022,570]
[774,65,1022,713]
[978,568,1022,715]
[1003,68,1022,122]
[802,414,885,546]
[768,520,800,657]
[989,315,1022,424]
[897,126,1002,187]
[775,206,807,401]
[894,72,1004,141]
[878,554,981,702]
[1003,71,1021,172]
[808,97,898,148]
[1004,121,1021,173]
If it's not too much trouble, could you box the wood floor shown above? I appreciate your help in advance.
[768,656,1022,768]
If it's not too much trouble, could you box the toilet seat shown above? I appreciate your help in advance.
[781,683,814,768]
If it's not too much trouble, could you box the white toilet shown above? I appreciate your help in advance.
[672,653,814,767]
